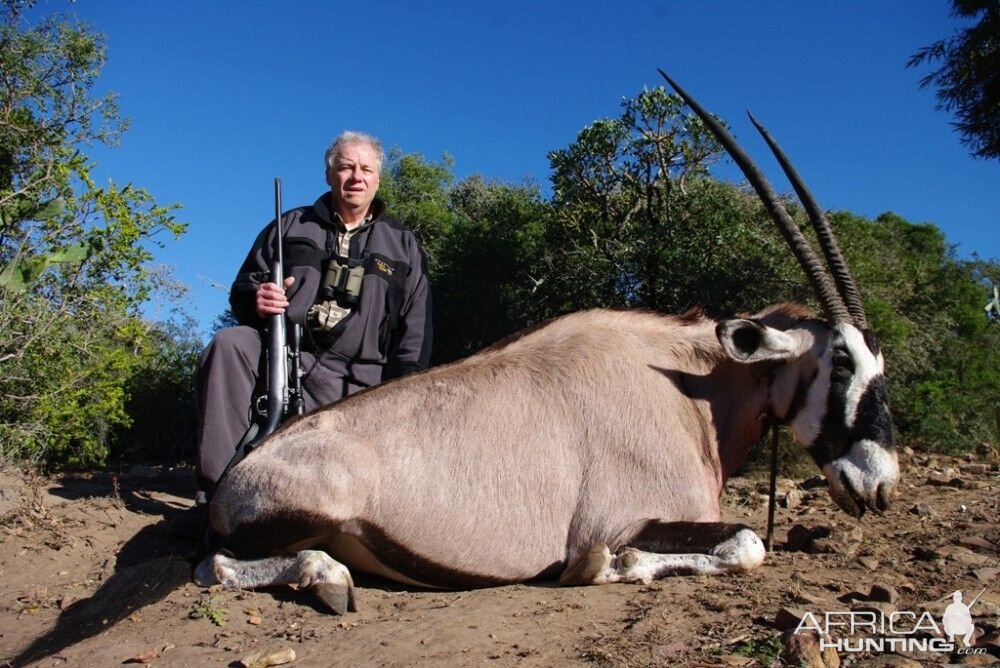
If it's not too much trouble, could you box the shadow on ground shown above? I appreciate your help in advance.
[10,473,197,667]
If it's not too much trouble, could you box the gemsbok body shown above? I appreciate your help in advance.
[195,72,899,614]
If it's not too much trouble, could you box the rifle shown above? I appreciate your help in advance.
[257,177,304,441]
[214,179,304,493]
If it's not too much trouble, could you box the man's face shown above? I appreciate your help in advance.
[326,142,381,217]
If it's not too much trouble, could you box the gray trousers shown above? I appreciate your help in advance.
[195,326,364,499]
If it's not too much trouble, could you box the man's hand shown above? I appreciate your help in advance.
[256,276,295,318]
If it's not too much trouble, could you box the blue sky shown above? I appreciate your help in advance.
[25,1,1000,335]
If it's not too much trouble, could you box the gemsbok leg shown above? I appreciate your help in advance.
[560,521,766,585]
[194,550,356,614]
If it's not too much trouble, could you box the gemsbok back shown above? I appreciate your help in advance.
[195,72,899,614]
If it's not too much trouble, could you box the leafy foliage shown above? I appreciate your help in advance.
[189,593,228,626]
[539,87,805,317]
[433,175,549,361]
[0,2,186,466]
[909,0,1000,160]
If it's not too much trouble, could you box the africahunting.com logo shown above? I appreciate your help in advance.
[794,587,989,655]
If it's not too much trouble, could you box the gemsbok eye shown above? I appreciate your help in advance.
[832,351,853,370]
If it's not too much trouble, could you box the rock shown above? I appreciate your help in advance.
[801,476,827,490]
[781,629,840,668]
[909,503,935,517]
[239,648,296,668]
[783,489,804,509]
[974,590,1000,616]
[851,601,894,616]
[902,446,915,456]
[927,475,966,488]
[973,567,1000,583]
[938,545,991,566]
[811,526,863,557]
[785,524,863,557]
[976,628,1000,653]
[787,525,828,552]
[958,536,997,552]
[774,606,811,631]
[911,546,942,561]
[837,590,869,604]
[756,478,797,495]
[868,584,899,604]
[794,592,831,606]
[858,556,880,571]
[960,462,990,474]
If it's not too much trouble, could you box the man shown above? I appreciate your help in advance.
[194,131,432,503]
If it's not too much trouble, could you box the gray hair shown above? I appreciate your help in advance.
[324,131,385,173]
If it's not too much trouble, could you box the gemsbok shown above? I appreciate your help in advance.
[195,71,899,614]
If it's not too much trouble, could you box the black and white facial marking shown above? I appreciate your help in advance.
[717,316,899,518]
[800,323,898,517]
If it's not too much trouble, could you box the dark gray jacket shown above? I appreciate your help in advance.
[230,194,432,390]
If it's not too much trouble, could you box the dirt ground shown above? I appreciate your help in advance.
[0,449,997,668]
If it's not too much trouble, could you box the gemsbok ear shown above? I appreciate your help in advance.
[716,319,801,363]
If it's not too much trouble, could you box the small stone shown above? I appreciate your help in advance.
[774,606,810,630]
[902,446,915,456]
[851,601,894,616]
[123,649,160,664]
[960,462,989,474]
[812,526,863,557]
[909,503,935,517]
[239,648,296,668]
[858,556,880,571]
[973,567,1000,583]
[939,545,990,566]
[786,525,830,553]
[837,590,869,604]
[868,584,898,604]
[958,536,997,552]
[911,546,942,561]
[781,629,840,668]
[794,592,830,606]
[976,629,1000,652]
[926,475,965,487]
[783,489,804,509]
[801,476,827,490]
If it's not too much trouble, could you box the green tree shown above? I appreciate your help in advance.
[834,211,1000,451]
[909,0,1000,160]
[376,149,456,272]
[0,2,185,466]
[376,151,550,363]
[433,175,549,362]
[541,86,801,317]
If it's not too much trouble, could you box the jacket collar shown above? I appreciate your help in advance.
[314,193,385,233]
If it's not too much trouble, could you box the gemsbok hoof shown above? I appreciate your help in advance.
[559,543,613,586]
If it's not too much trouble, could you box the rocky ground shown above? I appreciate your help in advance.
[0,448,997,667]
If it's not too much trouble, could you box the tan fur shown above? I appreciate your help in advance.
[212,304,818,585]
